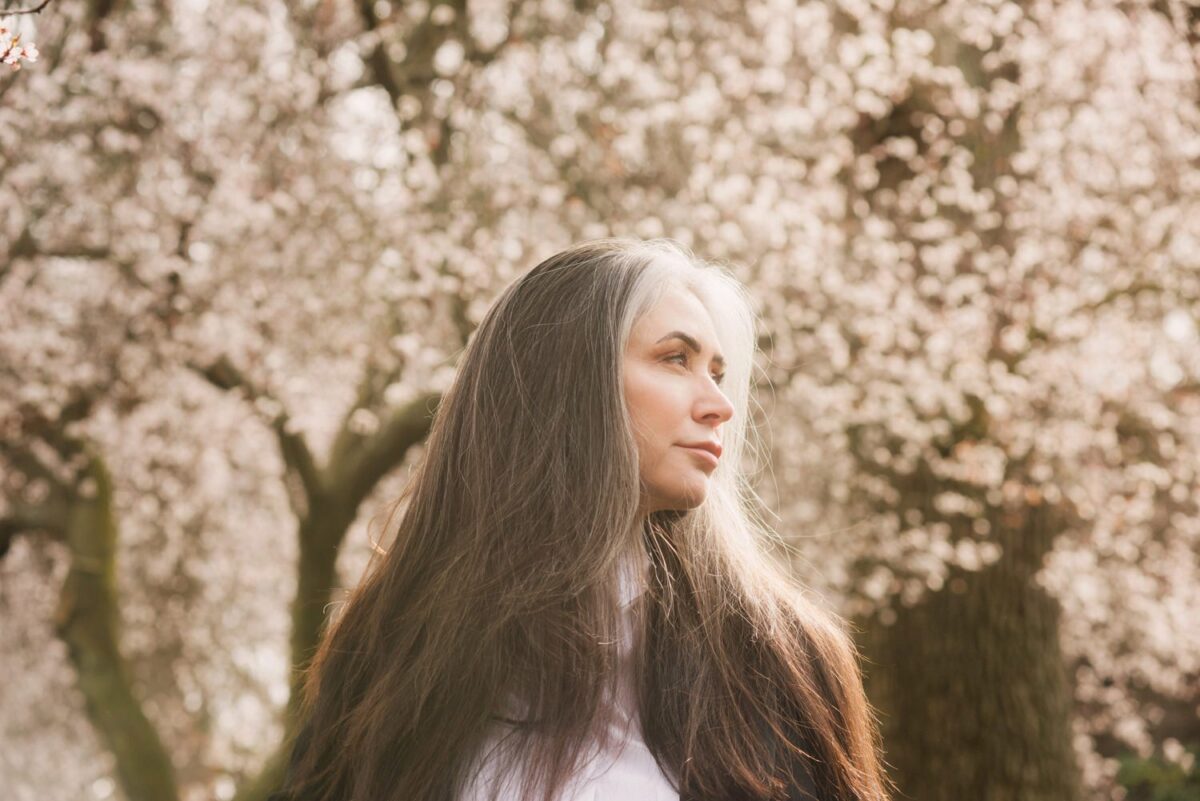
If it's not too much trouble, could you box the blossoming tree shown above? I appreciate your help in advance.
[2,1,1197,800]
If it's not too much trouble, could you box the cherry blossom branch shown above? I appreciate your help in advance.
[0,20,37,70]
[355,0,403,104]
[0,0,49,71]
[0,0,52,16]
[0,438,71,490]
[327,390,441,512]
[0,500,67,555]
[191,356,324,515]
[351,0,532,165]
[462,0,531,67]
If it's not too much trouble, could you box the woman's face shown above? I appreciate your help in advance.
[623,284,735,516]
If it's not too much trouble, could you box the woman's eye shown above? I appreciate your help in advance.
[668,353,725,386]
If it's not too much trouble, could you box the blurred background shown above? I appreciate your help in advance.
[2,0,1198,799]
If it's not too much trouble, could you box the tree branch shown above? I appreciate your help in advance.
[0,439,73,490]
[328,390,442,511]
[0,0,52,16]
[463,0,530,68]
[87,0,116,52]
[191,356,325,515]
[355,0,405,105]
[353,0,532,168]
[0,499,68,548]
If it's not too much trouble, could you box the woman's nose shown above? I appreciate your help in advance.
[696,379,735,425]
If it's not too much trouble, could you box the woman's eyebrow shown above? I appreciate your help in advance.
[655,331,726,367]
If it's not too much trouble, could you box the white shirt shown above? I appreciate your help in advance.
[460,552,681,801]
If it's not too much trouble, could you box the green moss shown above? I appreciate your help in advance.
[1117,744,1200,801]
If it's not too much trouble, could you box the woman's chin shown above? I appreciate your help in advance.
[654,483,709,512]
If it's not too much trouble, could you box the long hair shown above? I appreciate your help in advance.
[280,238,891,801]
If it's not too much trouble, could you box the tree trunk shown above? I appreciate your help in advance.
[230,511,349,801]
[54,452,180,801]
[287,511,349,719]
[859,498,1081,801]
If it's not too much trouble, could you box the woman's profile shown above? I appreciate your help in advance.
[270,239,891,801]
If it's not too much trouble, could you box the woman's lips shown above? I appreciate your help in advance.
[680,445,719,468]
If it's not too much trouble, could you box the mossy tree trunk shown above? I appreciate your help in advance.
[858,495,1081,801]
[195,358,442,801]
[832,8,1083,798]
[55,451,181,801]
[2,370,439,801]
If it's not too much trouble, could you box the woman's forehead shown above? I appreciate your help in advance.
[633,286,720,348]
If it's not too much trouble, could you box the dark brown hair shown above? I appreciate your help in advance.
[278,239,891,801]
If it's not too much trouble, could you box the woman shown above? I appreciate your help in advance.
[271,239,891,801]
